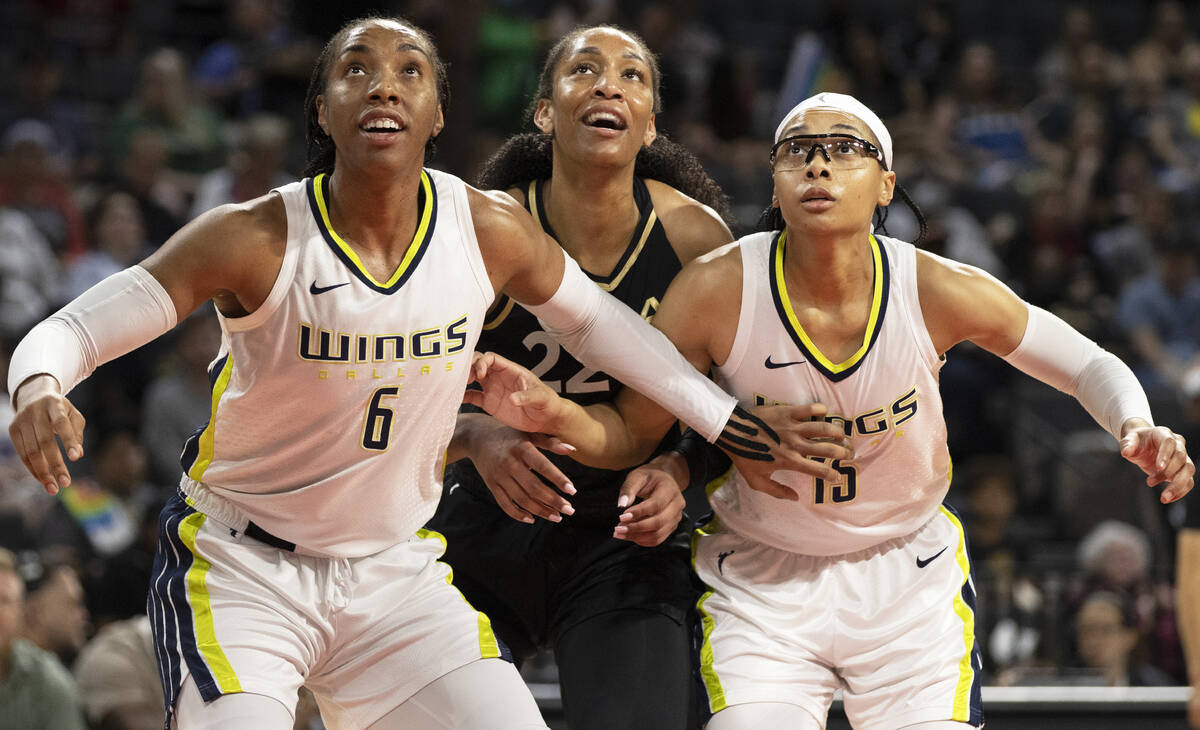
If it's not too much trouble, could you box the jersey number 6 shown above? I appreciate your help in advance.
[362,386,400,451]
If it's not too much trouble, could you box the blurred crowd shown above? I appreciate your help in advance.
[0,0,1198,726]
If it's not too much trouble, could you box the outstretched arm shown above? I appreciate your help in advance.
[468,242,855,500]
[918,250,1194,503]
[8,198,285,494]
[470,187,738,444]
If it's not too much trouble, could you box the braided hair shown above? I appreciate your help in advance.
[302,16,450,178]
[476,25,730,224]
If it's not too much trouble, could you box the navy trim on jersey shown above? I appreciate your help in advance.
[179,353,230,474]
[768,230,891,383]
[305,172,439,294]
[529,177,657,287]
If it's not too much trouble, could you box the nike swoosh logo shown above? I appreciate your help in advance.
[448,482,461,496]
[717,550,735,574]
[310,281,350,295]
[916,546,949,568]
[764,355,805,369]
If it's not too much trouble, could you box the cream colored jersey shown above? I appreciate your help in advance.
[711,230,950,556]
[179,169,493,557]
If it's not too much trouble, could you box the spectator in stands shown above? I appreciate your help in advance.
[110,128,186,247]
[1073,590,1173,686]
[189,113,293,220]
[192,0,319,121]
[21,563,89,668]
[0,204,58,342]
[108,48,226,178]
[140,311,220,485]
[1069,519,1182,681]
[72,614,162,730]
[1115,232,1200,397]
[0,119,88,260]
[0,48,98,180]
[61,190,152,303]
[36,430,151,572]
[0,548,86,729]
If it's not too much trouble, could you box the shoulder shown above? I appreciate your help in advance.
[645,179,734,265]
[914,247,1006,309]
[465,184,539,242]
[669,238,743,306]
[187,190,287,250]
[915,247,1028,353]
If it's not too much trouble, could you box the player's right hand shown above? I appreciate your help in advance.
[8,374,86,495]
[719,402,854,501]
[465,352,567,433]
[470,422,578,524]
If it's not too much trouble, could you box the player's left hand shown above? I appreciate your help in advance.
[613,459,686,547]
[1119,424,1194,503]
[465,352,566,433]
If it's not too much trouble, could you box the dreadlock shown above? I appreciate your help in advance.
[302,16,451,178]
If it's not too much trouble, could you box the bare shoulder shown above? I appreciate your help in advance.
[465,184,540,254]
[644,179,734,265]
[914,248,1006,310]
[915,248,1027,354]
[141,191,288,316]
[666,239,743,310]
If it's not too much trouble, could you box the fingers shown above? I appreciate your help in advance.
[490,488,537,524]
[527,433,576,456]
[613,475,684,546]
[519,444,576,495]
[11,427,58,495]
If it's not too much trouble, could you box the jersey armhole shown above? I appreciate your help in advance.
[222,188,300,333]
[714,239,755,374]
[895,240,943,372]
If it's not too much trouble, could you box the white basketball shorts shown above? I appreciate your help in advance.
[692,505,984,730]
[148,487,509,729]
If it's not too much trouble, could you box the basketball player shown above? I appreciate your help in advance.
[468,92,1194,729]
[428,26,736,729]
[5,17,818,730]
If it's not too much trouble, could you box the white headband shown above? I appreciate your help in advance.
[774,92,892,170]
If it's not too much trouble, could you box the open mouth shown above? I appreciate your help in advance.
[582,111,627,131]
[801,189,834,202]
[360,117,405,135]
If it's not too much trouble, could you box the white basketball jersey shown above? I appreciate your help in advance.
[180,169,493,557]
[711,231,950,556]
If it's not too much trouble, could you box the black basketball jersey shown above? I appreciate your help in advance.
[463,176,684,513]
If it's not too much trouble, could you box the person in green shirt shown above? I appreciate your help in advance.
[0,549,86,730]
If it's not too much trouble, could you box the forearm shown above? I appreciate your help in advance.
[522,249,735,442]
[550,401,656,470]
[8,267,177,406]
[1002,304,1153,438]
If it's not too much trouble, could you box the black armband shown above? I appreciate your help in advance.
[673,427,733,492]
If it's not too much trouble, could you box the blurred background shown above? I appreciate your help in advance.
[0,0,1197,727]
